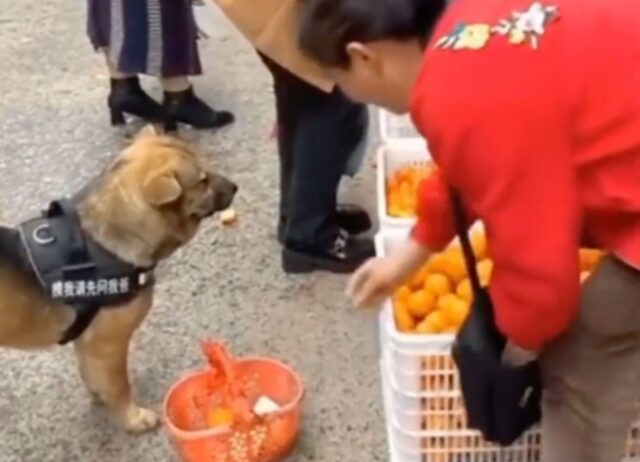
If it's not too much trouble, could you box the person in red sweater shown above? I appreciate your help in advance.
[299,0,640,460]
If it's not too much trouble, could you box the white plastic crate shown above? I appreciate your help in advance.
[375,231,640,462]
[378,109,423,146]
[374,228,410,256]
[376,231,543,460]
[380,305,453,393]
[383,352,543,462]
[376,143,432,231]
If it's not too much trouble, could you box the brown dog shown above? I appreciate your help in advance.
[0,127,237,432]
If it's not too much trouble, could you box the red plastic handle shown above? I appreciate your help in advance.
[201,341,236,382]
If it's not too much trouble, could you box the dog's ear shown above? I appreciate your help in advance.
[142,170,182,206]
[136,124,160,140]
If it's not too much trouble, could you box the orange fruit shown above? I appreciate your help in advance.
[207,407,234,428]
[579,249,591,272]
[442,249,468,284]
[409,266,430,289]
[443,326,459,334]
[399,181,412,203]
[436,293,460,313]
[423,310,448,333]
[580,248,604,272]
[442,297,470,328]
[416,310,447,334]
[580,271,590,283]
[407,289,436,319]
[426,253,449,274]
[477,259,493,286]
[593,250,604,266]
[387,190,404,217]
[386,164,437,218]
[388,205,402,217]
[394,285,413,302]
[415,319,433,334]
[395,167,409,182]
[456,279,473,303]
[424,273,452,298]
[471,232,488,260]
[394,301,416,332]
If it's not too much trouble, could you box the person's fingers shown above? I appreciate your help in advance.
[353,269,385,308]
[346,259,375,299]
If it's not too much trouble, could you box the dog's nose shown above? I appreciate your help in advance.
[230,182,238,195]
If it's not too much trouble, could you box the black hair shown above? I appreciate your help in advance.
[299,0,447,68]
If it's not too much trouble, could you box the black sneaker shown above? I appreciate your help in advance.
[335,203,372,235]
[282,230,375,274]
[277,205,372,244]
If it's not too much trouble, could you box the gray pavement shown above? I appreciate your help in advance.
[0,1,386,461]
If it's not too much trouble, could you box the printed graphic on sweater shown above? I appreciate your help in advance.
[435,2,559,51]
[434,23,493,50]
[492,2,559,49]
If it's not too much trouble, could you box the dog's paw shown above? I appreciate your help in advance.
[122,405,160,434]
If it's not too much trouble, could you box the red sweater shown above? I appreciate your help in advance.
[410,0,640,350]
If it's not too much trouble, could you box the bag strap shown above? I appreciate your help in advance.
[449,189,483,294]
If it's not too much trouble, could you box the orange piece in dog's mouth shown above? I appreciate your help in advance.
[219,209,238,226]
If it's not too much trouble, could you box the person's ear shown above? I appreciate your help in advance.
[346,42,381,72]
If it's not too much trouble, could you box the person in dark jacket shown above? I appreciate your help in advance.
[259,54,374,274]
[87,0,234,131]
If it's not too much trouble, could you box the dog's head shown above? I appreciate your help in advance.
[83,127,237,265]
[132,130,237,220]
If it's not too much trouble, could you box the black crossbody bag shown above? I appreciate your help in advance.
[449,189,542,446]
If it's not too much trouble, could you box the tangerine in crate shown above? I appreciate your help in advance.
[163,341,304,462]
[390,232,606,335]
[386,163,436,218]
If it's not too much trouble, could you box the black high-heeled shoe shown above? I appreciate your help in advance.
[163,86,235,131]
[108,77,170,127]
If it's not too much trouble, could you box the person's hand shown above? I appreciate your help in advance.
[346,256,406,308]
[501,341,539,367]
[347,238,433,308]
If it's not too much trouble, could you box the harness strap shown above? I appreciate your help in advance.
[47,200,99,344]
[19,197,155,345]
[58,303,101,345]
[46,199,90,265]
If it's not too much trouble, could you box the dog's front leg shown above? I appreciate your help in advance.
[74,291,159,433]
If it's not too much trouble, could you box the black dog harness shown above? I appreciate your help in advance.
[17,199,154,345]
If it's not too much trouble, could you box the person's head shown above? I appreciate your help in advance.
[299,0,447,113]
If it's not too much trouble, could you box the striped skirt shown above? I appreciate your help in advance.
[87,0,202,77]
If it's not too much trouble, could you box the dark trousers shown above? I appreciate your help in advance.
[260,54,367,251]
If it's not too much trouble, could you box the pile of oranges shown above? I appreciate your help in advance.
[386,163,436,218]
[392,232,605,335]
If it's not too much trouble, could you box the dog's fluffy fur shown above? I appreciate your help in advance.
[0,127,236,432]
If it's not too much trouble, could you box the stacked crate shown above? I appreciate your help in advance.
[374,109,640,462]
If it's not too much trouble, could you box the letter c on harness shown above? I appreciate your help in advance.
[33,224,55,245]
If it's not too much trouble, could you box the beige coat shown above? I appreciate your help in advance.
[213,0,334,92]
